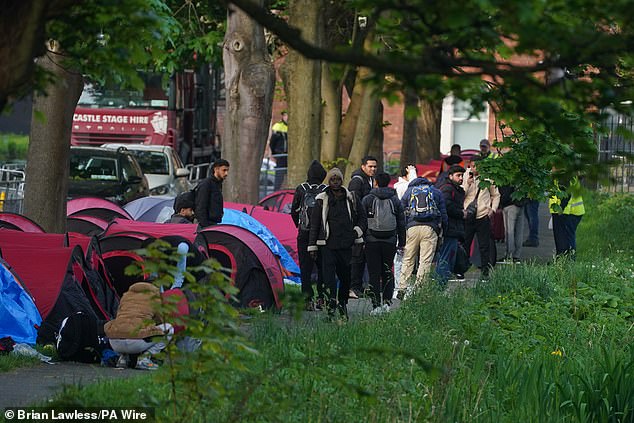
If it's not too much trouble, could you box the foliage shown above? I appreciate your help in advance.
[45,195,634,421]
[0,133,28,163]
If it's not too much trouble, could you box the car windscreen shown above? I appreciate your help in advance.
[70,152,119,181]
[130,151,169,175]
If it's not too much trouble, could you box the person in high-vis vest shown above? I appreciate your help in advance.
[549,177,585,259]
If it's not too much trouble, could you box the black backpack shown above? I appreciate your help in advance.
[297,183,325,231]
[56,312,105,363]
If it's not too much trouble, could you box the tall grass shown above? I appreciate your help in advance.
[0,133,28,163]
[46,194,634,422]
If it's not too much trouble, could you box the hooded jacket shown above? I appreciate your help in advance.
[307,186,367,251]
[291,160,327,232]
[104,282,165,339]
[361,186,407,247]
[401,177,448,233]
[348,168,374,200]
[439,179,465,239]
[194,174,224,227]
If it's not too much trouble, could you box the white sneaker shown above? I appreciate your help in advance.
[370,306,385,316]
[382,304,391,313]
[115,354,128,369]
[135,356,159,371]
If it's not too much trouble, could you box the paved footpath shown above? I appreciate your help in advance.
[0,204,556,408]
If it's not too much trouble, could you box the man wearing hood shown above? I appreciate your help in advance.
[348,155,378,298]
[308,168,367,320]
[435,165,466,284]
[291,160,327,310]
[361,172,406,314]
[398,175,447,298]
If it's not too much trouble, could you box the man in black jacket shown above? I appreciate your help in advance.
[347,155,377,298]
[435,165,466,284]
[308,167,367,319]
[361,172,406,314]
[195,159,230,227]
[290,160,327,310]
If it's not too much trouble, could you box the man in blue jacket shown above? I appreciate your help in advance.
[397,175,447,299]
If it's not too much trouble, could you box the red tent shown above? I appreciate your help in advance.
[67,215,110,236]
[0,212,45,233]
[104,218,198,242]
[67,197,132,221]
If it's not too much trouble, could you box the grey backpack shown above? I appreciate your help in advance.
[367,196,397,238]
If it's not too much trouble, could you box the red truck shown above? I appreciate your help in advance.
[71,66,221,165]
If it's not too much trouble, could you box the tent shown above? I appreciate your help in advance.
[2,245,111,344]
[104,218,198,242]
[221,208,299,276]
[123,195,176,223]
[99,232,152,296]
[67,215,110,236]
[250,207,298,265]
[196,225,284,309]
[0,258,41,344]
[0,212,45,232]
[67,197,132,221]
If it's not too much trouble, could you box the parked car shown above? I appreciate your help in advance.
[101,144,191,196]
[69,146,150,205]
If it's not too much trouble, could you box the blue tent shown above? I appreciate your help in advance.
[0,259,41,344]
[221,208,300,275]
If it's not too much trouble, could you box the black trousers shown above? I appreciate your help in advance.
[297,235,324,301]
[552,214,582,259]
[350,245,366,292]
[320,247,352,307]
[464,216,492,276]
[365,242,397,307]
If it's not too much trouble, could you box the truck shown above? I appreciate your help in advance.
[71,65,222,165]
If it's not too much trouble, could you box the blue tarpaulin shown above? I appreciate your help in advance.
[0,262,41,344]
[221,208,300,275]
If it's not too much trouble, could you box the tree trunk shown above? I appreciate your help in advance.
[223,2,275,204]
[401,88,419,166]
[319,61,341,164]
[284,0,323,188]
[344,78,380,182]
[337,70,366,160]
[416,97,443,163]
[368,100,384,170]
[24,45,83,232]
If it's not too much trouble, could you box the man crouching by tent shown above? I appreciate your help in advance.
[308,168,366,320]
[105,282,173,370]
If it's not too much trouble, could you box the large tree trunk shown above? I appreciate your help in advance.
[344,78,380,182]
[416,97,442,163]
[24,45,82,232]
[319,61,341,164]
[337,70,366,160]
[283,0,323,188]
[223,2,275,204]
[401,88,419,166]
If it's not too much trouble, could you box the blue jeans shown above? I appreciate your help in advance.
[524,200,540,242]
[436,237,458,283]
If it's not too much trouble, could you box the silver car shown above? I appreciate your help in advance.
[101,144,192,196]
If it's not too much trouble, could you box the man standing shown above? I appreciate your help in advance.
[308,168,367,320]
[462,159,500,279]
[523,200,540,247]
[269,111,288,190]
[347,155,377,298]
[361,172,406,314]
[397,174,447,298]
[290,160,327,310]
[498,185,527,263]
[435,165,466,284]
[195,159,230,228]
[549,177,585,259]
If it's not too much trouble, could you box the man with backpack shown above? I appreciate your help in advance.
[290,160,327,310]
[435,165,466,284]
[195,159,230,228]
[397,174,447,299]
[361,172,406,315]
[348,155,378,299]
[308,167,367,320]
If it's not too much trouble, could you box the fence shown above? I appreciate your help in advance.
[596,113,634,193]
[0,168,25,213]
